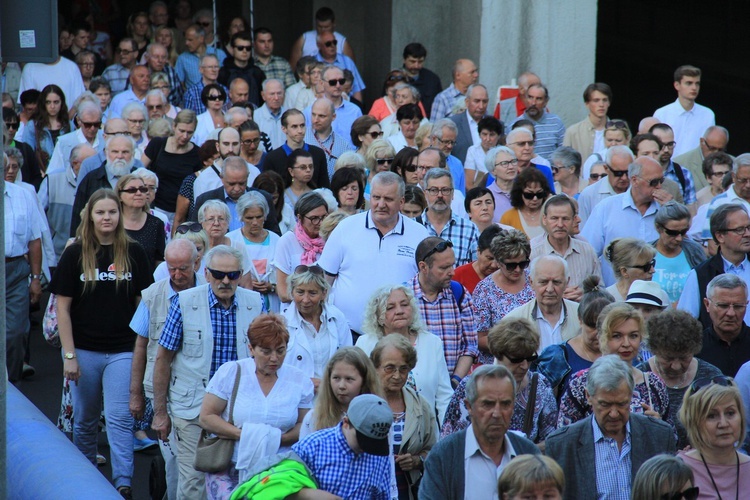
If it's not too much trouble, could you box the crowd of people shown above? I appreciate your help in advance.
[5,2,750,500]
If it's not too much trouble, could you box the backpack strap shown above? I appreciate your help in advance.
[672,161,686,194]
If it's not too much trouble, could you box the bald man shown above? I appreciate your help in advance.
[305,97,354,178]
[431,59,478,121]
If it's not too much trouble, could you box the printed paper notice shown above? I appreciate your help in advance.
[19,31,36,49]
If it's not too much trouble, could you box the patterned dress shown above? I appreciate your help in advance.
[473,272,535,364]
[441,371,558,443]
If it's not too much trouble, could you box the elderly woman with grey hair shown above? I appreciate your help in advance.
[550,146,584,198]
[650,201,707,306]
[283,264,351,389]
[122,101,148,148]
[227,191,281,311]
[485,145,519,222]
[356,284,453,425]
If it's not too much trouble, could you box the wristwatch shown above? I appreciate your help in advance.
[64,352,76,360]
[270,284,277,293]
[30,274,44,281]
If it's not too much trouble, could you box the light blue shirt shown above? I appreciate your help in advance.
[580,189,660,286]
[303,99,362,148]
[700,185,750,241]
[224,190,241,231]
[314,53,365,94]
[446,155,466,194]
[592,417,632,500]
[677,255,750,325]
[654,250,691,306]
[129,282,178,337]
[734,361,750,452]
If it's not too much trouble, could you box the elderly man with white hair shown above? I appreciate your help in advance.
[504,126,555,192]
[254,79,287,151]
[504,255,580,351]
[144,89,168,120]
[430,118,466,194]
[578,144,636,224]
[47,100,104,174]
[70,134,137,235]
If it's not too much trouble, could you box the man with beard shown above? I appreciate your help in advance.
[650,123,697,214]
[192,127,255,200]
[70,135,136,235]
[508,84,565,161]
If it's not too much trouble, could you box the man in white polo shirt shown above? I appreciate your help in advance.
[318,171,429,335]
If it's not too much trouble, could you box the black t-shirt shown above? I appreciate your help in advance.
[126,214,166,272]
[145,137,202,213]
[49,242,154,353]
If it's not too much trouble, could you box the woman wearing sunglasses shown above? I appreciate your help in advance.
[391,147,420,186]
[364,139,397,200]
[442,317,558,449]
[650,202,707,307]
[500,167,550,239]
[632,454,699,500]
[116,174,166,272]
[678,376,749,499]
[350,115,383,158]
[604,237,657,301]
[558,303,672,429]
[472,229,535,365]
[193,83,227,146]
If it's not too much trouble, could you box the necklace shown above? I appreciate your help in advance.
[654,359,689,389]
[700,451,739,500]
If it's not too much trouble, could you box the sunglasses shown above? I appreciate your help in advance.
[175,222,203,234]
[79,120,102,128]
[644,176,665,187]
[206,94,224,101]
[233,45,251,52]
[206,268,242,281]
[522,191,546,200]
[375,158,394,165]
[504,353,539,364]
[661,487,699,500]
[607,166,629,178]
[119,186,149,194]
[629,259,656,273]
[606,120,628,129]
[324,39,338,47]
[422,241,453,262]
[4,121,19,129]
[660,226,689,237]
[689,375,733,395]
[502,260,530,271]
[402,164,418,173]
[147,105,163,110]
[590,173,608,180]
[294,264,324,276]
[367,131,384,139]
[327,78,346,86]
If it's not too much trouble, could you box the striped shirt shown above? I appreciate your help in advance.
[158,287,239,378]
[431,83,464,121]
[253,55,295,88]
[593,418,632,500]
[420,211,479,267]
[305,128,354,179]
[509,112,565,161]
[408,275,479,374]
[101,63,130,95]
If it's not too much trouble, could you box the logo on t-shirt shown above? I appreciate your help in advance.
[80,263,133,282]
[396,245,416,259]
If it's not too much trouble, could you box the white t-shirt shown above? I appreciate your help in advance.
[273,230,306,276]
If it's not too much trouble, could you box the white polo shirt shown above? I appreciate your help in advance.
[318,211,429,333]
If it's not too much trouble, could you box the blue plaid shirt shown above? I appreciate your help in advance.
[160,64,183,107]
[665,160,697,205]
[430,83,463,121]
[102,63,131,95]
[158,287,239,378]
[175,47,227,90]
[182,80,230,114]
[420,211,479,266]
[593,417,632,500]
[293,423,391,500]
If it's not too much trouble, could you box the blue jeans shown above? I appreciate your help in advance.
[70,349,134,488]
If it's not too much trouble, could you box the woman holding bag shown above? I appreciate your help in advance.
[198,313,313,499]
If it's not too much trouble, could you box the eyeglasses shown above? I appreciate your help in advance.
[435,138,456,147]
[367,131,384,139]
[522,191,546,200]
[495,159,519,168]
[589,172,608,181]
[510,140,534,147]
[233,45,251,52]
[722,224,750,236]
[643,176,665,187]
[661,141,677,149]
[629,259,656,273]
[152,85,170,91]
[606,166,629,177]
[204,216,227,225]
[175,222,203,234]
[375,158,394,165]
[708,300,748,313]
[606,120,628,129]
[327,78,346,86]
[660,487,699,500]
[425,187,454,196]
[104,130,129,136]
[501,260,530,271]
[689,375,733,395]
[119,186,149,194]
[206,94,224,101]
[709,170,731,178]
[303,214,327,224]
[324,39,338,47]
[422,240,453,262]
[701,139,726,153]
[381,365,410,375]
[242,138,261,145]
[206,268,242,281]
[147,105,163,110]
[294,264,324,276]
[127,118,146,124]
[660,226,689,237]
[293,164,314,171]
[735,176,750,186]
[504,353,539,364]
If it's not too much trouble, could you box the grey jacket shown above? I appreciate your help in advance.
[545,413,676,500]
[649,237,707,269]
[39,163,77,260]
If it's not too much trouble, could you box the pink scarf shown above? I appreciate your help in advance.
[294,221,325,265]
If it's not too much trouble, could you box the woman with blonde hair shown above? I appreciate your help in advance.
[605,237,656,301]
[498,454,565,500]
[364,139,397,200]
[50,188,153,499]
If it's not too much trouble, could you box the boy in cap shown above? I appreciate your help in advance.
[291,394,393,499]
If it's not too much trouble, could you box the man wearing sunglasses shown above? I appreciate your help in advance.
[303,65,362,147]
[46,101,104,175]
[175,25,227,91]
[152,245,263,499]
[582,157,663,286]
[76,118,146,182]
[674,125,730,192]
[505,255,580,351]
[217,31,264,107]
[651,123,697,216]
[314,31,364,103]
[129,238,205,499]
[578,146,635,224]
[546,355,676,500]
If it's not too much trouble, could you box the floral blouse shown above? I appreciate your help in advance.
[473,272,535,364]
[441,371,558,444]
[557,368,673,429]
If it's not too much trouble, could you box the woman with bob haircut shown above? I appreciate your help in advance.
[497,454,565,500]
[631,454,698,500]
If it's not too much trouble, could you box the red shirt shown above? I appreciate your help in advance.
[453,262,482,294]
